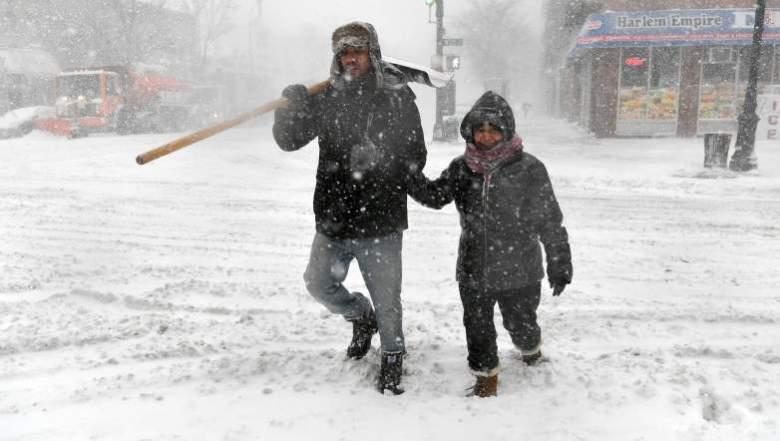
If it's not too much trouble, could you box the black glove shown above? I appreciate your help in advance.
[550,282,567,296]
[547,264,572,297]
[546,242,571,297]
[279,84,311,118]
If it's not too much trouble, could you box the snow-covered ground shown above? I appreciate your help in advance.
[1,119,779,441]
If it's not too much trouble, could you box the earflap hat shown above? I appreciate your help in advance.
[332,22,372,54]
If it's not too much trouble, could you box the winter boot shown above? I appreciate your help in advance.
[519,340,543,366]
[376,351,404,395]
[521,349,542,366]
[469,373,498,398]
[346,307,377,359]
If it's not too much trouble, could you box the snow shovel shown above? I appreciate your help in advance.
[135,58,451,165]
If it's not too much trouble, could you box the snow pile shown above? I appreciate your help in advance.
[1,121,779,440]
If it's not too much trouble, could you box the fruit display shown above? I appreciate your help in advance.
[647,87,679,120]
[698,81,737,120]
[618,86,648,120]
[619,86,679,121]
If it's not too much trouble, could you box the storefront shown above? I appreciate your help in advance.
[567,8,780,137]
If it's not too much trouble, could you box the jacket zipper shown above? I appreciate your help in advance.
[478,155,519,290]
[481,172,490,291]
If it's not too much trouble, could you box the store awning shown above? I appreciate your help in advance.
[573,9,780,52]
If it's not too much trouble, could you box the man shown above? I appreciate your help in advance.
[272,21,427,395]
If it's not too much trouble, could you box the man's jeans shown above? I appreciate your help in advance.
[303,232,404,354]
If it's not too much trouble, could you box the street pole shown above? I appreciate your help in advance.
[730,0,765,171]
[433,0,445,141]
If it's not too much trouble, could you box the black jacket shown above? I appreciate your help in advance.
[410,91,571,290]
[273,77,426,239]
[411,153,572,290]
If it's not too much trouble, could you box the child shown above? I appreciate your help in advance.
[410,91,572,397]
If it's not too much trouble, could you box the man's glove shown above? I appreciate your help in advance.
[276,84,311,121]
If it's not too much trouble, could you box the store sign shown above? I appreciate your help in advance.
[616,14,723,31]
[757,94,780,141]
[575,9,780,50]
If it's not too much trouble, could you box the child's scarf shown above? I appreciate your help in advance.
[465,135,524,175]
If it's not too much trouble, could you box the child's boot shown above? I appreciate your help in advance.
[471,374,498,397]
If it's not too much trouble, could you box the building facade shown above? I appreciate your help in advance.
[545,0,780,137]
[0,47,60,113]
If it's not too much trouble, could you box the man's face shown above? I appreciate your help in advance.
[473,123,504,150]
[339,47,371,79]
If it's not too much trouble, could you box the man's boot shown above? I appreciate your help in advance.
[376,351,404,395]
[469,374,498,398]
[346,307,377,359]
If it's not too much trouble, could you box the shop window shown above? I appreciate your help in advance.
[707,47,736,64]
[734,46,775,111]
[648,47,680,121]
[618,48,649,120]
[699,53,737,120]
[772,47,780,83]
[737,46,773,85]
[619,47,680,122]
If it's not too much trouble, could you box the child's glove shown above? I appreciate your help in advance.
[550,282,567,296]
[547,264,572,297]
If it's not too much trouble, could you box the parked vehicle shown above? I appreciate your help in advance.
[0,106,55,139]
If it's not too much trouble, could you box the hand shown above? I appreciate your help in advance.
[281,84,310,113]
[546,259,572,297]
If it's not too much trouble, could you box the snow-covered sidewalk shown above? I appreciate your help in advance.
[1,120,779,440]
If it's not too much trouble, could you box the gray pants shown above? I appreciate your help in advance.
[303,232,405,353]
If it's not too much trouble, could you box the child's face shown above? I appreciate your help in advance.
[473,123,504,150]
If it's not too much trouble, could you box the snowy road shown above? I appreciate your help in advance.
[1,120,779,440]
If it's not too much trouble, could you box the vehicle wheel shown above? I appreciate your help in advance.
[68,128,88,139]
[116,109,132,135]
[20,122,33,136]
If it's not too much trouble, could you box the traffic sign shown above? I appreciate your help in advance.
[442,38,463,46]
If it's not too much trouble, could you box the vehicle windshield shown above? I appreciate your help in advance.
[57,74,101,99]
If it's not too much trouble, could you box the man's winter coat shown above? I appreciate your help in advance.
[273,22,427,239]
[410,92,572,290]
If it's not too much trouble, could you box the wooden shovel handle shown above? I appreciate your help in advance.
[135,79,331,165]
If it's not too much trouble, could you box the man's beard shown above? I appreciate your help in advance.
[342,70,374,91]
